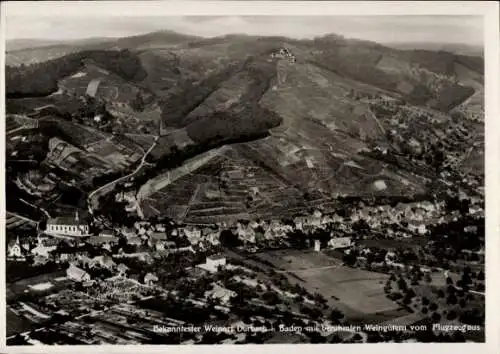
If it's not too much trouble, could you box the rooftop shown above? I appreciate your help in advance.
[207,254,226,261]
[48,216,87,226]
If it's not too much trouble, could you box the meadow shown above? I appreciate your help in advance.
[254,250,401,317]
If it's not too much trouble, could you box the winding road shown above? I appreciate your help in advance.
[87,136,159,215]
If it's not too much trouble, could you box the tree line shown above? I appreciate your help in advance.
[6,49,147,98]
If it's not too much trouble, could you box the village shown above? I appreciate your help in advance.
[6,185,485,344]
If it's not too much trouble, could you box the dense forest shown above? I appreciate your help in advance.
[6,49,147,98]
[159,57,253,128]
[186,105,282,144]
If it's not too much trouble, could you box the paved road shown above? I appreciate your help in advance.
[19,198,51,219]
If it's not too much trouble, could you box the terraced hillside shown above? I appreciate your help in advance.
[5,31,484,222]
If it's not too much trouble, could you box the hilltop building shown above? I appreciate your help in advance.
[46,211,90,237]
[271,48,296,63]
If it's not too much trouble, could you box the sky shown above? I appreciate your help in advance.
[5,10,484,46]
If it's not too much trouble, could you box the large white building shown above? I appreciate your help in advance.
[328,237,352,250]
[46,211,90,237]
[197,254,227,273]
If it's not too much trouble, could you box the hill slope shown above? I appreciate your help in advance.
[5,32,484,222]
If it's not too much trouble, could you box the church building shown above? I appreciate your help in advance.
[46,211,90,237]
[7,236,25,260]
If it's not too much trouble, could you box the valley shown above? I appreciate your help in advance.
[4,27,485,345]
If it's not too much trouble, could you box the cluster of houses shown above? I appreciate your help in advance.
[9,199,446,266]
[65,253,160,287]
[347,201,443,236]
[7,235,59,264]
[8,197,457,276]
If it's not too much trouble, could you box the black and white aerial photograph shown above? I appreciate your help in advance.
[2,1,495,347]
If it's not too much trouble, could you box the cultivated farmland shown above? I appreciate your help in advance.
[253,250,401,318]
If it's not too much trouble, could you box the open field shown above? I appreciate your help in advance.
[40,118,107,148]
[7,271,67,294]
[253,250,401,318]
[6,212,38,229]
[86,138,142,170]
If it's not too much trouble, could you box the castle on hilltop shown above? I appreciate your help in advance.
[271,48,296,63]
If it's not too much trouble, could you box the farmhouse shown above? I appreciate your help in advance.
[31,236,58,258]
[328,237,353,250]
[204,283,236,305]
[88,235,119,246]
[407,221,427,235]
[90,255,116,269]
[117,263,129,277]
[121,227,136,238]
[144,272,159,286]
[99,230,115,238]
[67,265,91,282]
[197,254,227,273]
[46,211,90,237]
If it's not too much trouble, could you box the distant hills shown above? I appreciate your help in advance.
[384,42,483,57]
[5,30,484,220]
[6,37,117,52]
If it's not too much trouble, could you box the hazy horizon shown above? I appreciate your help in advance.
[5,15,484,47]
